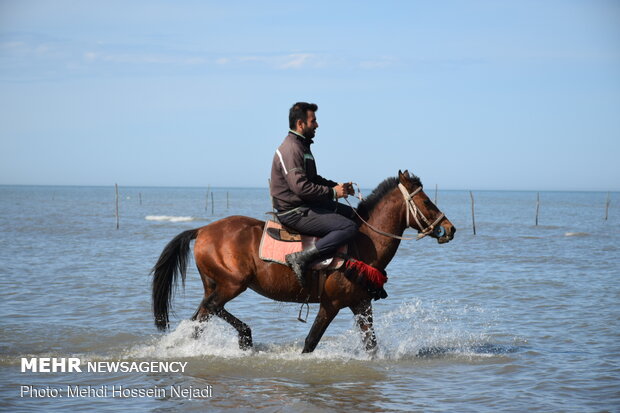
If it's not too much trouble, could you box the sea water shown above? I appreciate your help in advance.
[0,185,618,412]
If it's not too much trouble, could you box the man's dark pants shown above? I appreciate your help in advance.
[277,202,358,257]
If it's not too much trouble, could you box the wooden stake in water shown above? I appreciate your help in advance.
[206,185,210,212]
[434,184,438,205]
[268,178,275,212]
[115,183,120,230]
[605,192,610,221]
[211,191,214,215]
[535,192,540,226]
[139,192,142,206]
[470,191,476,235]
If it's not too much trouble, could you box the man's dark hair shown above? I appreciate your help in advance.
[289,102,318,130]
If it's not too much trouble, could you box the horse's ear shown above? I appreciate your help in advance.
[398,170,408,184]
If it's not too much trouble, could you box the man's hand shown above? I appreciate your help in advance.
[334,182,355,199]
[343,182,355,196]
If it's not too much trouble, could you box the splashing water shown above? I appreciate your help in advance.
[123,299,512,363]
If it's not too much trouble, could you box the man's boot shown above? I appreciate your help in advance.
[285,246,321,287]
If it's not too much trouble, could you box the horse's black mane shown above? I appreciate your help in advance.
[357,174,422,217]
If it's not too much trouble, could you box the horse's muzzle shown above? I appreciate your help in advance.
[436,224,455,244]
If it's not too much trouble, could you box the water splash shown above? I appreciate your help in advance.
[124,299,514,362]
[372,299,508,360]
[127,319,246,359]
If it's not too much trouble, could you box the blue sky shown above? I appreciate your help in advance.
[1,0,619,191]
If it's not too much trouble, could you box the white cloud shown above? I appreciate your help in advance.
[3,37,389,78]
[278,53,314,69]
[82,51,206,65]
[359,57,397,69]
[83,51,97,61]
[218,53,329,70]
[0,41,27,50]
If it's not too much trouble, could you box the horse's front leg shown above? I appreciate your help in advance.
[350,299,377,355]
[302,303,339,353]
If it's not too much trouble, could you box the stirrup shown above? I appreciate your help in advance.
[297,302,309,323]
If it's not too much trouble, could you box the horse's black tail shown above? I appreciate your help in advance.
[151,229,199,331]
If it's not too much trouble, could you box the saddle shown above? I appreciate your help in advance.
[259,219,347,271]
[259,216,388,302]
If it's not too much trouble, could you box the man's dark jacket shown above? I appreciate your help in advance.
[270,131,337,212]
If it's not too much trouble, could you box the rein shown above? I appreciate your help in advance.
[345,183,445,241]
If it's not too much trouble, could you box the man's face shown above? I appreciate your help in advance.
[299,110,318,139]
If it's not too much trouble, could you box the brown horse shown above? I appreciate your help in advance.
[152,170,455,353]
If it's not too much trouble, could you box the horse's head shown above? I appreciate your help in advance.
[398,170,456,244]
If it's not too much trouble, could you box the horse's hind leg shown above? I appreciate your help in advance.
[217,308,252,349]
[191,295,214,339]
[191,273,217,338]
[192,274,217,322]
[350,299,377,355]
[191,281,253,350]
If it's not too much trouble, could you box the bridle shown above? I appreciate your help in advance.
[397,183,445,240]
[347,183,445,241]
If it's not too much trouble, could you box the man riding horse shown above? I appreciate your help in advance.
[270,102,357,287]
[152,114,455,351]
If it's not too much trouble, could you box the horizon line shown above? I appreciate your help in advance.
[0,183,618,193]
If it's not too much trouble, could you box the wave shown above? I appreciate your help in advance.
[564,232,589,237]
[145,215,195,223]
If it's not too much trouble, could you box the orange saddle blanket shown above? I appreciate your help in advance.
[259,219,347,271]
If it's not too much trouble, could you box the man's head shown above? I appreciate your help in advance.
[289,102,318,139]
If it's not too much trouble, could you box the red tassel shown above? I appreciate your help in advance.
[345,259,387,288]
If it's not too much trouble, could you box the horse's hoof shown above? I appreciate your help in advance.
[239,339,253,351]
